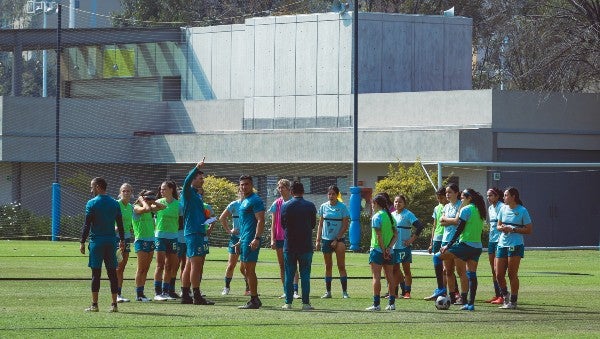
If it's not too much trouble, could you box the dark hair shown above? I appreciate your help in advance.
[291,181,304,195]
[139,189,157,202]
[436,186,446,196]
[92,177,107,191]
[463,188,486,220]
[239,175,253,183]
[487,187,504,203]
[446,183,460,194]
[373,193,394,226]
[380,192,393,209]
[158,180,179,200]
[395,194,407,205]
[505,186,524,206]
[327,185,340,195]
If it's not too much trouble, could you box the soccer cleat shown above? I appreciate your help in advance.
[193,296,215,305]
[164,293,176,301]
[282,303,292,310]
[238,300,260,309]
[180,297,193,304]
[154,294,168,301]
[453,296,464,305]
[293,291,301,299]
[116,295,130,303]
[403,292,411,299]
[321,291,332,299]
[460,304,475,311]
[136,295,151,302]
[302,303,314,311]
[342,291,350,299]
[365,305,381,311]
[221,287,230,295]
[424,288,447,301]
[109,304,118,313]
[385,304,396,311]
[168,291,181,299]
[500,302,517,309]
[490,296,504,305]
[85,304,99,312]
[485,296,499,303]
[278,293,287,299]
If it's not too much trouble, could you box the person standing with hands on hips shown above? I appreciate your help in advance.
[80,177,125,313]
[236,175,266,309]
[280,181,317,310]
[180,159,215,305]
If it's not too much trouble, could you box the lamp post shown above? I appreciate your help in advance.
[348,1,361,251]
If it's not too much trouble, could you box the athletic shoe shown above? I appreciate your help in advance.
[500,302,517,309]
[244,290,251,296]
[154,294,168,301]
[302,303,314,311]
[278,293,287,299]
[85,305,99,312]
[460,304,475,311]
[181,297,193,304]
[385,304,396,311]
[282,303,292,310]
[167,291,181,299]
[365,305,381,311]
[453,297,464,305]
[293,291,301,299]
[403,292,411,299]
[109,304,118,313]
[164,293,176,301]
[136,295,151,302]
[485,296,499,303]
[116,295,130,303]
[321,291,332,299]
[193,296,215,305]
[342,291,350,299]
[490,296,504,305]
[221,287,230,295]
[424,287,446,300]
[238,300,260,309]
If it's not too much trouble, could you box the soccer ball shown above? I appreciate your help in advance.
[435,295,451,310]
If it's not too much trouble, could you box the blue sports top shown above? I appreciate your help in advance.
[226,200,241,231]
[318,201,350,240]
[238,192,265,243]
[442,200,462,243]
[497,204,532,247]
[392,208,418,250]
[181,167,207,236]
[82,194,123,242]
[488,201,504,243]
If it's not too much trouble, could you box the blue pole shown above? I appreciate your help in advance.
[51,182,61,241]
[348,186,361,251]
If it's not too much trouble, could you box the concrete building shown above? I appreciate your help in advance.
[0,12,598,246]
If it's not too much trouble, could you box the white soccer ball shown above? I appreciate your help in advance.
[435,295,451,310]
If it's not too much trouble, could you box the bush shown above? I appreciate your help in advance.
[202,175,239,217]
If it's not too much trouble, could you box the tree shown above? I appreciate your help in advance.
[202,175,238,217]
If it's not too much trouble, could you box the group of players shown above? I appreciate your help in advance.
[79,160,532,312]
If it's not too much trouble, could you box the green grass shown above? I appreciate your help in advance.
[1,240,599,338]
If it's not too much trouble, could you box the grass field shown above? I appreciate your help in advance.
[1,241,599,338]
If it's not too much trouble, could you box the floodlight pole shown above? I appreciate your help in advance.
[348,4,361,251]
[51,4,62,241]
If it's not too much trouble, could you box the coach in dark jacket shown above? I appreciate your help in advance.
[281,181,317,310]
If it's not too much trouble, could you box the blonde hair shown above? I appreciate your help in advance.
[278,179,291,190]
[118,183,133,199]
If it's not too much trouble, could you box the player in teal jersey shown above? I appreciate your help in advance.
[219,190,250,296]
[366,194,398,311]
[152,181,180,301]
[115,183,134,303]
[237,175,266,309]
[132,189,164,302]
[485,187,505,304]
[316,185,350,299]
[391,195,424,300]
[80,177,125,313]
[439,188,486,311]
[424,187,449,301]
[495,187,532,310]
[440,183,466,304]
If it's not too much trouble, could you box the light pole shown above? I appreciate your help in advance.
[30,1,56,97]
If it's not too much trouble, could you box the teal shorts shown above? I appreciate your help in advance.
[496,245,525,258]
[448,242,482,262]
[369,249,393,266]
[134,239,155,253]
[228,236,240,255]
[393,247,412,264]
[240,240,260,263]
[432,240,442,254]
[120,237,132,253]
[177,241,186,258]
[88,238,117,269]
[155,237,178,254]
[185,233,209,258]
[487,241,498,255]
